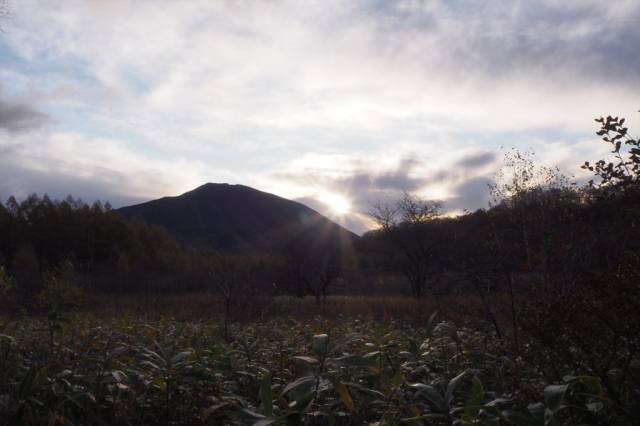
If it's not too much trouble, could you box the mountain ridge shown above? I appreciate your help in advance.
[117,182,358,254]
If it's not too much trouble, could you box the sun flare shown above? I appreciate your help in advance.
[318,191,351,215]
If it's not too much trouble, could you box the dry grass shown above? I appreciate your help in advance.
[85,291,517,328]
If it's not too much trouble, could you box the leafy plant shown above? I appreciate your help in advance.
[583,115,640,195]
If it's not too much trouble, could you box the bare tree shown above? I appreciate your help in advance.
[283,241,340,305]
[369,192,443,300]
[209,254,254,341]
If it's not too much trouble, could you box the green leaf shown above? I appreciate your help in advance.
[410,383,445,412]
[503,409,541,426]
[154,377,166,392]
[260,373,273,417]
[527,402,545,422]
[0,334,15,344]
[282,375,315,400]
[471,375,484,406]
[253,420,275,426]
[445,371,467,405]
[586,401,604,413]
[201,402,229,420]
[170,351,192,364]
[293,356,319,365]
[343,382,385,399]
[112,370,127,383]
[312,334,329,355]
[543,384,568,413]
[563,375,602,396]
[332,354,375,368]
[391,369,404,388]
[140,360,161,371]
[328,333,361,354]
[401,413,448,423]
[237,408,267,419]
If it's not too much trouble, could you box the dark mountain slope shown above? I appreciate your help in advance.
[118,183,358,254]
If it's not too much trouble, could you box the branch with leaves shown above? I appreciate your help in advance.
[583,115,640,195]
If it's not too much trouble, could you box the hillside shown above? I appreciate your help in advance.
[118,183,358,254]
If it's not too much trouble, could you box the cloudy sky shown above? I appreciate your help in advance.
[1,0,639,234]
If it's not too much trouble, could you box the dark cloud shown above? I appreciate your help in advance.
[506,3,640,84]
[0,100,49,133]
[455,151,496,170]
[373,157,426,191]
[337,159,426,211]
[372,2,640,85]
[445,176,494,212]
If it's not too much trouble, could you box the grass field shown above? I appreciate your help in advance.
[1,297,631,425]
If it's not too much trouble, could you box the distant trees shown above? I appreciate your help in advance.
[12,244,41,309]
[0,194,198,302]
[283,237,342,304]
[369,193,443,299]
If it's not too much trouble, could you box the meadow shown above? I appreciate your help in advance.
[1,296,636,425]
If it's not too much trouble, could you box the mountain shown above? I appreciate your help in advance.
[117,183,358,254]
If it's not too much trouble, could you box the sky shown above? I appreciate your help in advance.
[0,0,639,234]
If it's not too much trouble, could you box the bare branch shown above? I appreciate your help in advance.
[368,199,399,230]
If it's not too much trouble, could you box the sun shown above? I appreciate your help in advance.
[318,191,351,215]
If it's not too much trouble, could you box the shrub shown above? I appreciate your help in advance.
[35,264,84,313]
[0,266,17,312]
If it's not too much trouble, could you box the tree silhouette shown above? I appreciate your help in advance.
[369,192,443,299]
[583,115,640,197]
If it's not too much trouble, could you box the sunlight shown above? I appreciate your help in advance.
[318,191,351,215]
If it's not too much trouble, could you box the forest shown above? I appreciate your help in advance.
[0,116,638,425]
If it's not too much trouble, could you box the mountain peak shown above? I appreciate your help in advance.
[118,183,357,253]
[190,182,241,193]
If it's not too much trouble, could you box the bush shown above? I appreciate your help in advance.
[0,266,17,312]
[35,269,83,313]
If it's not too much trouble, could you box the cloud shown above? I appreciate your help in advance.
[272,152,500,234]
[374,158,426,191]
[0,130,216,207]
[0,99,49,133]
[455,152,496,170]
[446,176,494,213]
[0,0,636,234]
[6,0,638,147]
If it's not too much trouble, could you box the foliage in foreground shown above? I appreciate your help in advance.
[0,314,637,425]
